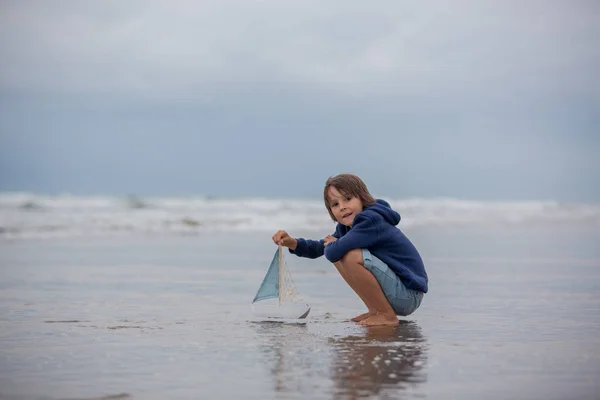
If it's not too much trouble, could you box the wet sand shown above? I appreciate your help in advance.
[1,227,599,399]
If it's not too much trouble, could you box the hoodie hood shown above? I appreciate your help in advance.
[363,199,401,226]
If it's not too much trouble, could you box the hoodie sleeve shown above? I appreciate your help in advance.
[323,214,380,262]
[288,238,325,259]
[288,226,343,259]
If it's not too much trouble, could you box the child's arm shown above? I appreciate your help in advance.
[272,229,336,259]
[289,237,326,259]
[323,214,379,262]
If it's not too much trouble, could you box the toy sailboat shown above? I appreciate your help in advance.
[251,246,311,320]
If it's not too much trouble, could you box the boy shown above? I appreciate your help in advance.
[272,174,428,326]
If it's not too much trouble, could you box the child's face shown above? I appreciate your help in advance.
[327,186,363,227]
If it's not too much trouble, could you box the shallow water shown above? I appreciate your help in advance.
[1,227,599,399]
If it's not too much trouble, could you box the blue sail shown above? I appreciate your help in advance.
[252,247,280,303]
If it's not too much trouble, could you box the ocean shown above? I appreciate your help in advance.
[1,193,599,399]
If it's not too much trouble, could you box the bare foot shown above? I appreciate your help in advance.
[350,311,375,322]
[357,313,399,326]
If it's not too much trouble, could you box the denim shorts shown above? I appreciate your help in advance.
[362,249,424,316]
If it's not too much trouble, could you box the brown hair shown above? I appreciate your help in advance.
[323,174,376,222]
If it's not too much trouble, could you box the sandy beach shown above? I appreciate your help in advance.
[1,225,599,399]
[2,1,598,397]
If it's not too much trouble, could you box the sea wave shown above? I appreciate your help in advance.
[0,193,598,240]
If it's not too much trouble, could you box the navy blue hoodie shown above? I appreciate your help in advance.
[290,199,428,293]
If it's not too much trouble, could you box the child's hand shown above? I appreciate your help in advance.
[272,230,298,250]
[323,235,337,247]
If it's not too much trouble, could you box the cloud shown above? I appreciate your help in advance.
[0,1,598,201]
[1,0,598,102]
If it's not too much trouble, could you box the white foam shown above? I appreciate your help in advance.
[0,193,598,240]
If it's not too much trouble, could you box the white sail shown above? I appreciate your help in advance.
[251,246,310,320]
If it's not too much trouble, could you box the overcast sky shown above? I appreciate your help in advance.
[0,0,598,201]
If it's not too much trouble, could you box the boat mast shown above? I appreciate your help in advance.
[278,245,283,306]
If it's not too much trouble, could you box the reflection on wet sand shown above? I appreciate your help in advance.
[253,319,427,399]
[253,321,320,396]
[329,320,428,399]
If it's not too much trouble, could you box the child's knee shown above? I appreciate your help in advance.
[339,248,364,266]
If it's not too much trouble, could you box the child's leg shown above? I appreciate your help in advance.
[333,249,398,326]
[332,262,375,322]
